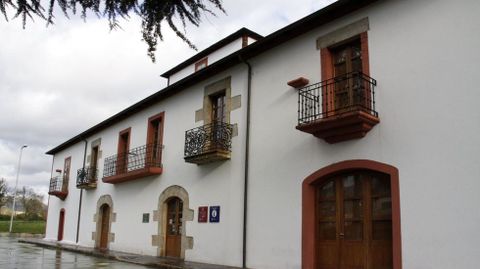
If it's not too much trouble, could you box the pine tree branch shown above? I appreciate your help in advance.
[0,0,225,62]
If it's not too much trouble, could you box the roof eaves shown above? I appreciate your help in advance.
[46,0,379,155]
[45,52,245,155]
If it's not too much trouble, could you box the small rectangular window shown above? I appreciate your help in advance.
[146,112,165,167]
[91,146,99,170]
[211,91,226,123]
[195,57,208,71]
[62,157,71,192]
[142,213,149,223]
[117,128,131,174]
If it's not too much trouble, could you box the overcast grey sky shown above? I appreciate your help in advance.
[0,0,336,200]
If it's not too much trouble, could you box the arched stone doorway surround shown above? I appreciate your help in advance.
[152,185,194,259]
[93,194,116,249]
[302,159,402,269]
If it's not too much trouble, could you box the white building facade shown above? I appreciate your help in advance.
[45,1,480,269]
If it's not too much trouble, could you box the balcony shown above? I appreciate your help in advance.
[76,166,98,189]
[184,121,233,164]
[296,72,379,143]
[49,176,68,200]
[102,143,163,184]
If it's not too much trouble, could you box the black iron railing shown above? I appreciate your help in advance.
[298,72,377,125]
[102,143,162,178]
[49,175,67,193]
[184,121,233,158]
[76,166,98,187]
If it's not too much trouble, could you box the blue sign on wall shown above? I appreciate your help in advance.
[209,206,220,223]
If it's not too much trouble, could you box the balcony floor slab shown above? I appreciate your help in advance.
[296,110,379,143]
[184,150,230,165]
[102,167,162,184]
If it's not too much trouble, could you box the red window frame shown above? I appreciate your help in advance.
[320,32,370,114]
[195,57,208,71]
[146,112,165,166]
[116,127,131,174]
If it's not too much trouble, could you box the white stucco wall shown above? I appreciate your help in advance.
[247,37,257,46]
[245,0,480,268]
[45,142,85,245]
[46,65,250,267]
[169,38,245,84]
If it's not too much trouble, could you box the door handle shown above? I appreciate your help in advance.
[339,233,345,238]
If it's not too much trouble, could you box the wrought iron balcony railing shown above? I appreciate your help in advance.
[296,72,379,143]
[102,143,163,180]
[298,72,377,125]
[49,175,67,193]
[49,175,68,200]
[76,166,98,188]
[184,121,233,163]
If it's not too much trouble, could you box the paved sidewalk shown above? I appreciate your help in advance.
[19,238,243,269]
[0,232,44,238]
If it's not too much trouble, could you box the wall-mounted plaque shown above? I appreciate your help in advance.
[209,206,220,223]
[198,206,208,223]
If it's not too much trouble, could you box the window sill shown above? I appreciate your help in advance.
[287,77,310,88]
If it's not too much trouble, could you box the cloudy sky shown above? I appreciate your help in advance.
[0,0,336,201]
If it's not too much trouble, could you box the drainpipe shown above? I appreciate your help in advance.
[76,139,88,243]
[239,56,252,269]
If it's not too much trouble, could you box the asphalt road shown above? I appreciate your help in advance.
[0,236,150,269]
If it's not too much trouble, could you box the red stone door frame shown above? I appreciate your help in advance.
[57,208,65,241]
[302,159,402,269]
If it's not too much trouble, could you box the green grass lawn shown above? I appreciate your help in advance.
[0,221,46,234]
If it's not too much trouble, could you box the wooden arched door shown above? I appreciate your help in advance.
[316,171,392,269]
[57,209,65,241]
[99,204,111,250]
[165,197,183,257]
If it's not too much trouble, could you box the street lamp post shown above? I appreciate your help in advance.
[9,145,27,233]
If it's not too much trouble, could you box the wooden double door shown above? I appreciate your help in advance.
[316,171,392,269]
[331,39,367,112]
